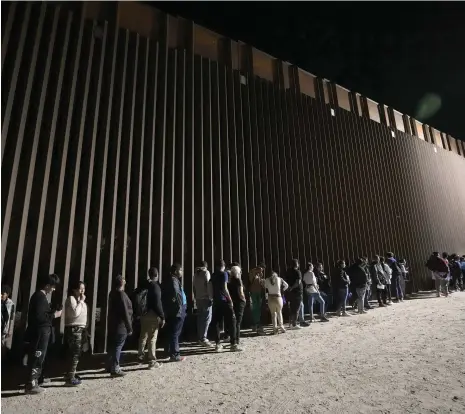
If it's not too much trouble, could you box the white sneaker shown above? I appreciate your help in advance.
[215,344,223,352]
[230,344,243,352]
[292,325,302,330]
[199,339,214,347]
[279,327,286,334]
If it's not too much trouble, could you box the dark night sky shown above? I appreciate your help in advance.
[153,1,465,141]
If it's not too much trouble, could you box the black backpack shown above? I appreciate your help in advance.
[131,288,148,318]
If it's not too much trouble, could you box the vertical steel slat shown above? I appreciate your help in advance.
[1,2,17,70]
[60,22,96,332]
[168,49,178,264]
[157,30,169,279]
[90,26,120,353]
[48,11,85,273]
[147,43,159,269]
[268,83,287,272]
[122,34,139,280]
[30,11,72,299]
[228,70,241,264]
[133,38,149,287]
[211,61,223,260]
[11,6,59,315]
[178,50,186,280]
[2,3,45,272]
[79,21,108,282]
[104,30,129,352]
[255,80,272,267]
[261,82,279,270]
[233,70,248,270]
[218,66,231,262]
[1,3,31,163]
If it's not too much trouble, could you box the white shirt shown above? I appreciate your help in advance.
[265,277,288,296]
[303,271,319,293]
[65,296,88,327]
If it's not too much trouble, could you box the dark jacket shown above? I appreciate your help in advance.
[331,267,350,289]
[27,291,54,333]
[370,262,387,285]
[387,257,402,278]
[140,279,165,320]
[347,261,368,289]
[425,255,449,273]
[108,290,133,335]
[314,269,331,294]
[162,276,184,318]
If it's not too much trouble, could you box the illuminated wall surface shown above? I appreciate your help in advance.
[2,2,465,352]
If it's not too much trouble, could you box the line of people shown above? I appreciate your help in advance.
[6,251,465,394]
[425,252,464,297]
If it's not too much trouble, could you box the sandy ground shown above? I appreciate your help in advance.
[2,292,465,414]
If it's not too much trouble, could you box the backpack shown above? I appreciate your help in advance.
[131,288,148,318]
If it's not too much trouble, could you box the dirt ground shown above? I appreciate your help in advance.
[2,291,465,414]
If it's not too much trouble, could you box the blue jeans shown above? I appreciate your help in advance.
[364,285,372,308]
[336,287,349,313]
[356,287,366,313]
[108,333,127,373]
[308,292,325,319]
[196,299,212,341]
[298,300,305,323]
[168,305,186,359]
[392,277,404,300]
[320,292,332,313]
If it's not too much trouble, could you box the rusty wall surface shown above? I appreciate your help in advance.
[2,2,465,353]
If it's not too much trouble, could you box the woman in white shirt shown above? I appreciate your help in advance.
[265,272,288,334]
[64,281,88,386]
[303,263,329,322]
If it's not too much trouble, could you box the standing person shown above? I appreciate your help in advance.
[398,259,408,298]
[1,285,15,349]
[137,267,165,368]
[361,257,373,310]
[459,256,465,291]
[348,258,368,314]
[332,260,351,317]
[265,272,288,334]
[370,256,388,307]
[248,263,266,335]
[162,264,187,362]
[24,274,62,394]
[107,275,133,376]
[303,263,329,322]
[286,259,304,330]
[386,252,404,302]
[211,260,241,352]
[448,255,462,292]
[314,263,332,312]
[193,261,213,347]
[228,265,246,348]
[64,281,88,386]
[426,252,449,297]
[380,256,393,303]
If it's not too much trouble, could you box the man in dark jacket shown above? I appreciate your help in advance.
[426,252,449,297]
[286,259,304,329]
[137,267,165,368]
[386,252,404,302]
[107,275,133,376]
[24,274,62,394]
[162,263,187,362]
[332,260,351,317]
[347,258,368,314]
[449,254,463,292]
[370,256,388,307]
